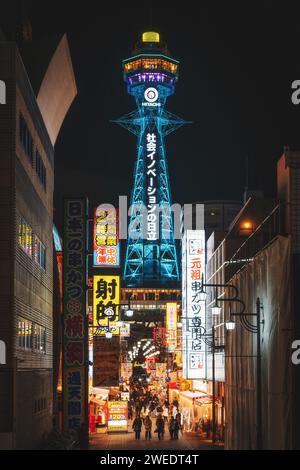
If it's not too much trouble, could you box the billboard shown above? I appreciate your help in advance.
[166,302,177,351]
[107,401,128,432]
[93,336,120,387]
[93,205,120,267]
[182,230,206,379]
[93,275,120,335]
[62,198,87,432]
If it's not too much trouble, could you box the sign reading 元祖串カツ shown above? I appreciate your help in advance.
[182,230,206,379]
[62,198,87,432]
[93,275,120,335]
[93,205,120,267]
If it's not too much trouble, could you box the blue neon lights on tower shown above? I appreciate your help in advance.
[114,31,188,287]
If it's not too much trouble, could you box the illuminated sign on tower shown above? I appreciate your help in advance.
[113,31,188,286]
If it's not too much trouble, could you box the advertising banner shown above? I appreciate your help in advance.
[93,336,120,387]
[107,401,128,432]
[93,275,120,335]
[62,198,87,432]
[166,302,177,351]
[93,205,120,267]
[182,230,206,379]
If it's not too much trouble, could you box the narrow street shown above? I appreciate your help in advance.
[89,429,223,451]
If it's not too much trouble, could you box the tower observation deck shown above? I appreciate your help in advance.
[114,31,188,287]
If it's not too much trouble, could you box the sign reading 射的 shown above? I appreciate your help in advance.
[62,198,87,432]
[166,302,177,352]
[182,230,206,379]
[93,275,120,335]
[107,401,128,432]
[93,205,120,267]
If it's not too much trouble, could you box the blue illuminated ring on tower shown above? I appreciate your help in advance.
[144,87,158,103]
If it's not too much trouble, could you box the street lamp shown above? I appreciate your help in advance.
[225,297,264,450]
[211,288,222,316]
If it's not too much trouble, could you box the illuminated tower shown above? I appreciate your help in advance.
[114,31,188,287]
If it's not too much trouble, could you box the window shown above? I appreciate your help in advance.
[34,324,46,353]
[19,113,33,164]
[17,318,33,350]
[35,150,46,191]
[34,397,47,414]
[34,235,46,269]
[18,217,33,257]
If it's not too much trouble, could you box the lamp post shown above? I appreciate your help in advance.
[225,297,263,450]
[200,277,264,449]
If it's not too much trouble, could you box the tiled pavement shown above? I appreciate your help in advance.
[89,428,223,451]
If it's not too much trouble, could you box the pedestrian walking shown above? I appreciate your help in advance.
[168,417,175,439]
[156,414,165,440]
[144,415,152,440]
[163,406,169,422]
[173,418,180,439]
[132,415,143,440]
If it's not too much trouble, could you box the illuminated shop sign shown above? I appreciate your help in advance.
[93,205,120,267]
[142,87,161,107]
[62,198,87,432]
[166,302,178,352]
[107,401,128,432]
[93,275,120,335]
[146,132,158,240]
[182,230,206,379]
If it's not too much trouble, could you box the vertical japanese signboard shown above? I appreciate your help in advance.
[146,132,158,240]
[182,230,206,379]
[166,302,178,352]
[93,275,120,335]
[93,205,120,267]
[62,198,87,432]
[93,336,120,387]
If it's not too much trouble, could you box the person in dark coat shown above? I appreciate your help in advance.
[156,415,165,440]
[173,418,180,439]
[168,417,175,439]
[132,415,143,440]
[144,415,152,440]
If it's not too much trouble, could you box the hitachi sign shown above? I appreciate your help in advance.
[0,80,6,104]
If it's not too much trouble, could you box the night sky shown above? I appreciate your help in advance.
[2,1,300,232]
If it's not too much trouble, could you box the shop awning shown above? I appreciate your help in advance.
[90,387,109,397]
[180,390,208,400]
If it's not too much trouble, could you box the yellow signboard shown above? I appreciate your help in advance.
[107,401,128,432]
[166,302,177,351]
[93,275,120,335]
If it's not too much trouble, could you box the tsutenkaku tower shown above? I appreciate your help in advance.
[114,31,188,287]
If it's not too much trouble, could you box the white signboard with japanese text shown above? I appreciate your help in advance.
[182,230,206,379]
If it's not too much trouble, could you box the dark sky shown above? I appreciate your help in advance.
[2,1,300,232]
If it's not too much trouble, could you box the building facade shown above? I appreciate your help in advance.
[0,34,76,449]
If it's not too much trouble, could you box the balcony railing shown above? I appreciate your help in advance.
[225,203,283,282]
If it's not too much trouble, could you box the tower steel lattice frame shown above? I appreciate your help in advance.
[113,44,190,287]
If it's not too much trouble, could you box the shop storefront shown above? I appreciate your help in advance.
[89,387,109,434]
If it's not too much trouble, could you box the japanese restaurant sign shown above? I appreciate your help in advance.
[62,198,87,432]
[93,275,120,335]
[107,401,128,432]
[93,205,120,267]
[166,302,177,351]
[182,230,206,379]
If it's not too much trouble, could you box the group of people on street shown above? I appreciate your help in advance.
[129,382,183,441]
[132,412,182,441]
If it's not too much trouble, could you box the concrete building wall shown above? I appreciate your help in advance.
[0,43,54,449]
